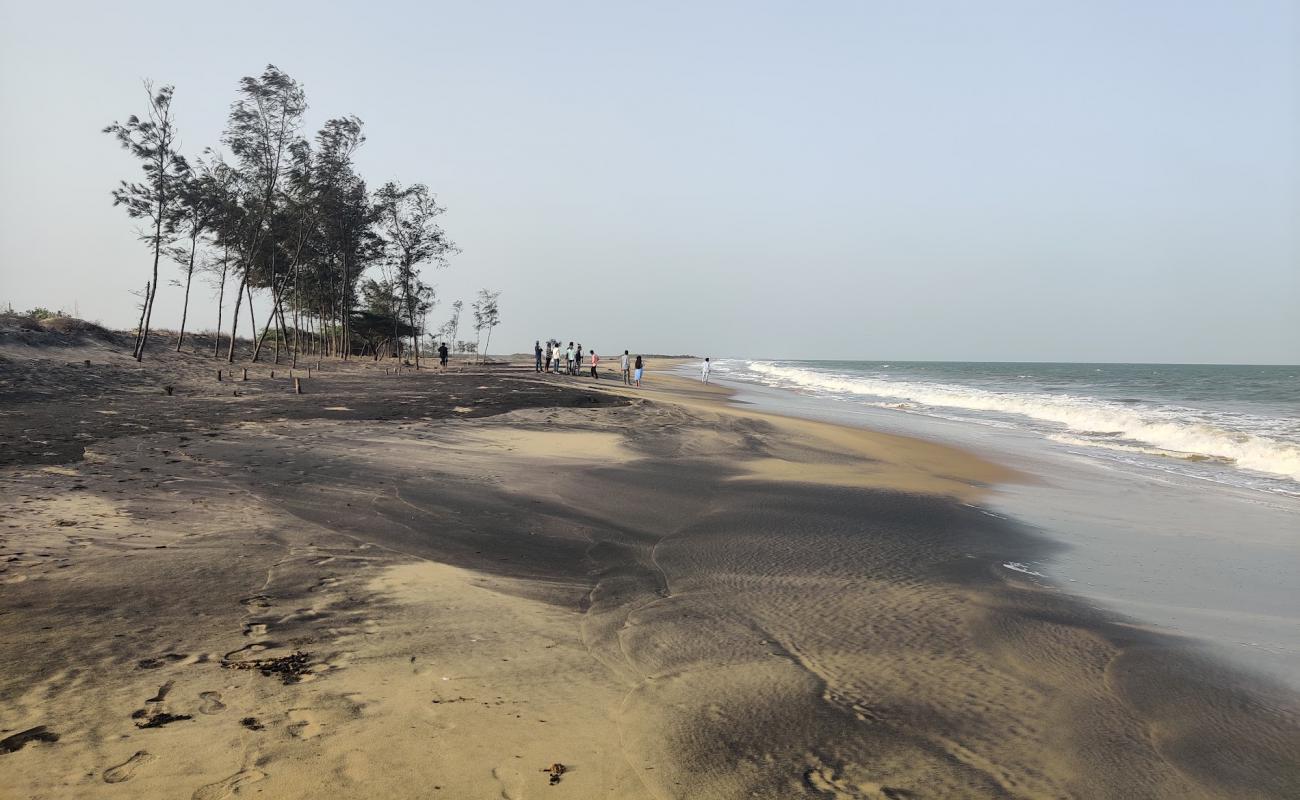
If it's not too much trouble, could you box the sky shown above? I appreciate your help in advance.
[1,0,1296,363]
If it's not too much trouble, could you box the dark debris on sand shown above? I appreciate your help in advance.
[239,717,265,731]
[131,710,193,729]
[541,763,568,785]
[221,651,313,684]
[0,726,60,754]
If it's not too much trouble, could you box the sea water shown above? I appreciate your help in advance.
[726,360,1300,495]
[696,359,1300,689]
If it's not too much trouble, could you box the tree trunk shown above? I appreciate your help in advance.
[177,232,198,352]
[136,216,163,361]
[245,283,258,361]
[214,247,227,358]
[134,282,150,356]
[409,296,420,370]
[340,256,350,360]
[227,272,247,363]
[253,274,290,364]
[290,259,301,368]
[484,326,494,365]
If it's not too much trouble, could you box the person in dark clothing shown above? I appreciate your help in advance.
[534,340,543,372]
[575,344,584,376]
[438,342,449,369]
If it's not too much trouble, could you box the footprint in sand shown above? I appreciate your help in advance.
[137,653,187,669]
[103,751,156,783]
[199,691,226,714]
[286,708,322,739]
[191,768,267,800]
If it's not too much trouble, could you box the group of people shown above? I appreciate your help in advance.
[534,341,644,387]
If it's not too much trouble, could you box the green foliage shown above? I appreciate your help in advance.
[104,65,459,364]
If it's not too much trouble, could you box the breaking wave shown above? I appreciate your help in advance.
[744,361,1300,483]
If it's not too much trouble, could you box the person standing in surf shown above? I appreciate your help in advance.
[701,357,712,384]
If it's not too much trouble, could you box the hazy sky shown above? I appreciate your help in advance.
[1,1,1296,363]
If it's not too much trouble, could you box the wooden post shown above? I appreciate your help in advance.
[242,368,248,381]
[271,370,275,378]
[293,377,302,395]
[84,360,91,367]
[164,386,173,396]
[307,367,312,378]
[217,370,222,381]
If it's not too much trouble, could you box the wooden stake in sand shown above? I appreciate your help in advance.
[84,360,91,367]
[271,370,275,378]
[164,386,173,396]
[242,368,248,381]
[217,370,222,382]
[293,377,302,395]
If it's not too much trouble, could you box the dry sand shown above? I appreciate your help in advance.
[1,333,1297,798]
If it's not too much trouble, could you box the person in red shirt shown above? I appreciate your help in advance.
[589,350,600,379]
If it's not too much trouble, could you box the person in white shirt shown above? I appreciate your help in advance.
[620,351,631,385]
[701,357,712,384]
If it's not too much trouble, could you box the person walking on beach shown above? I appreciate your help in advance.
[576,344,584,376]
[438,342,449,370]
[590,350,600,379]
[534,340,543,373]
[566,342,575,375]
[634,354,643,387]
[701,357,712,384]
[620,350,631,385]
[554,345,562,374]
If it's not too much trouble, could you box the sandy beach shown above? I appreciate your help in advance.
[2,329,1298,799]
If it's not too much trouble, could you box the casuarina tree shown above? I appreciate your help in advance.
[104,82,188,360]
[471,289,501,364]
[166,155,225,351]
[220,65,307,363]
[374,182,458,369]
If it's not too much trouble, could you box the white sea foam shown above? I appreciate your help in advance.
[744,362,1300,483]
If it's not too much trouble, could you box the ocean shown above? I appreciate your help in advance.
[693,358,1300,688]
[713,360,1300,496]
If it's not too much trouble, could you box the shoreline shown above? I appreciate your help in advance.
[693,363,1300,692]
[2,337,1297,797]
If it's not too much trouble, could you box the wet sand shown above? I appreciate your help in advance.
[1,332,1298,798]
